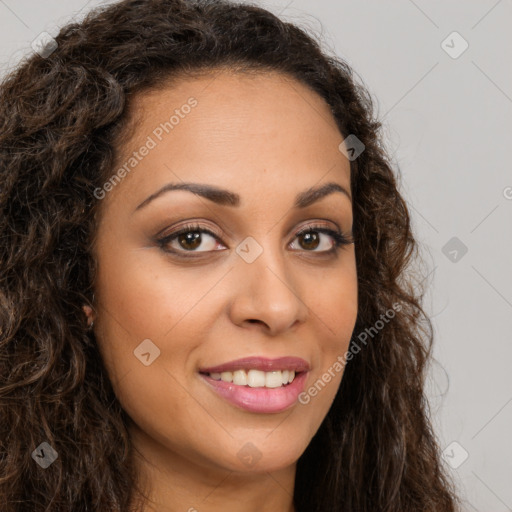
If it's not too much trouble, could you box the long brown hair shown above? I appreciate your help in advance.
[0,0,460,510]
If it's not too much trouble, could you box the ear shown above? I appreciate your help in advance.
[82,305,95,326]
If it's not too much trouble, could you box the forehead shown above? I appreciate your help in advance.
[104,69,351,211]
[124,68,344,153]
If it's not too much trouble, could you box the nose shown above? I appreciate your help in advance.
[228,246,309,336]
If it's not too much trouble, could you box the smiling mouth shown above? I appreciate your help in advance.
[200,369,300,388]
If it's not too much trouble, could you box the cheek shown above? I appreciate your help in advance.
[92,245,226,405]
[302,265,357,408]
[91,244,176,386]
[307,263,358,343]
[91,248,218,460]
[94,246,204,350]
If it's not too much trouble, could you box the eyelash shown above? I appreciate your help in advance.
[156,222,354,258]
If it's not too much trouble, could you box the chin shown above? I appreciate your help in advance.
[213,436,309,475]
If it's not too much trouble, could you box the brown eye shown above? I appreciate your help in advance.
[297,231,320,250]
[157,222,352,258]
[290,227,345,253]
[177,231,202,250]
[157,224,224,254]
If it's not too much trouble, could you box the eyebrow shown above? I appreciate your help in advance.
[134,180,351,212]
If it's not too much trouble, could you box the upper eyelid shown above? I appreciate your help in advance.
[162,220,341,238]
[164,216,343,234]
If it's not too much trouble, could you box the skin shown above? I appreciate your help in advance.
[84,69,358,512]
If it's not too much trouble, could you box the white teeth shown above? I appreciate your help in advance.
[265,371,283,388]
[220,371,233,382]
[207,369,298,387]
[233,369,248,386]
[247,369,266,387]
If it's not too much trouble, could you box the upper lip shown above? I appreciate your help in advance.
[199,356,310,374]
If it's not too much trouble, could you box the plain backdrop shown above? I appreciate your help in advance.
[1,1,511,510]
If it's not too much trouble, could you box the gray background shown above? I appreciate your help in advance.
[1,1,511,510]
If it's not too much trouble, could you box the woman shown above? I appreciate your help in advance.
[0,0,460,510]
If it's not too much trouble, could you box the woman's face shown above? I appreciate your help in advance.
[90,70,358,478]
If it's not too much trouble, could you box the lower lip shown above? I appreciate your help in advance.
[200,371,308,413]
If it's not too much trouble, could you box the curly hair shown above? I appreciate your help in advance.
[0,0,460,510]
